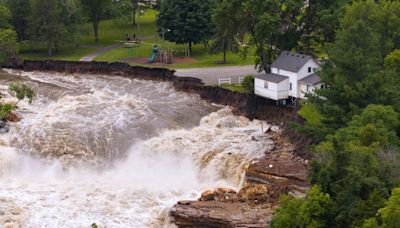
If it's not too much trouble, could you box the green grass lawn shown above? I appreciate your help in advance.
[80,9,158,46]
[18,9,158,61]
[220,84,251,94]
[18,47,96,61]
[17,7,257,68]
[95,41,256,68]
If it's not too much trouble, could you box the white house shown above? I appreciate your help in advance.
[255,51,321,102]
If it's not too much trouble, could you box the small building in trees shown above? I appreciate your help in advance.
[254,51,322,103]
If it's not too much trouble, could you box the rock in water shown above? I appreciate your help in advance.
[0,121,10,134]
[170,201,273,228]
[199,188,237,202]
[6,112,21,123]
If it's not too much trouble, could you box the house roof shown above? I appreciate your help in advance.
[271,51,313,72]
[256,73,288,83]
[299,73,321,85]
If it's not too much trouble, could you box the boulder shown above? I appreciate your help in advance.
[6,112,21,122]
[170,200,273,228]
[199,188,237,202]
[0,121,10,134]
[246,157,309,194]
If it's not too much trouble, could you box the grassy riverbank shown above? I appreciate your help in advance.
[17,8,256,68]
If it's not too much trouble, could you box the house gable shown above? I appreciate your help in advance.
[297,59,320,80]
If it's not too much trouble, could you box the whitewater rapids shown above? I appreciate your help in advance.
[0,70,274,227]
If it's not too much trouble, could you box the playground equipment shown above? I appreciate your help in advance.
[159,49,173,64]
[117,38,176,64]
[147,46,173,64]
[147,45,160,63]
[123,40,141,57]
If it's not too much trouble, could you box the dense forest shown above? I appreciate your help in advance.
[1,0,400,227]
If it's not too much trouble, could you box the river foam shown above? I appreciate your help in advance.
[0,70,273,227]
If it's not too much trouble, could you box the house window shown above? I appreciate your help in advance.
[306,85,309,92]
[321,85,324,89]
[264,81,268,89]
[308,67,312,73]
[290,83,292,91]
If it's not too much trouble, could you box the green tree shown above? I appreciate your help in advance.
[156,0,214,54]
[308,0,400,133]
[9,82,35,105]
[242,0,303,73]
[5,0,30,41]
[131,0,139,26]
[385,49,400,74]
[298,0,353,53]
[209,0,243,64]
[111,0,136,26]
[311,105,400,227]
[241,75,254,93]
[376,188,400,228]
[81,0,112,43]
[363,188,400,228]
[0,102,13,119]
[271,186,334,228]
[0,3,17,62]
[316,0,352,43]
[29,0,81,56]
[0,82,35,121]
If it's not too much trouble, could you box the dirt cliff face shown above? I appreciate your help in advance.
[2,59,175,82]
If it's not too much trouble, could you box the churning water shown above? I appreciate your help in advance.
[0,70,273,227]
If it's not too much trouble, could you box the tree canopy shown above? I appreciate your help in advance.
[0,3,17,62]
[29,0,81,56]
[81,0,112,43]
[273,2,400,227]
[308,0,400,133]
[156,0,214,53]
[209,0,243,63]
[241,0,304,73]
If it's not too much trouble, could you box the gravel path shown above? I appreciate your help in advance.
[175,65,264,86]
[79,43,123,62]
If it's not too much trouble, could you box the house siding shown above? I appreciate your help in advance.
[299,82,323,99]
[296,59,319,97]
[255,78,289,100]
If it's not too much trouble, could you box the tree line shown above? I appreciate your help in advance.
[268,1,400,227]
[157,0,350,66]
[0,0,349,63]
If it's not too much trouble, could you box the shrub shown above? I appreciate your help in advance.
[9,82,35,104]
[241,75,254,93]
[0,102,12,119]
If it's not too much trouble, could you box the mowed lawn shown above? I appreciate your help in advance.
[17,8,256,68]
[93,9,256,68]
[18,9,158,61]
[94,42,255,68]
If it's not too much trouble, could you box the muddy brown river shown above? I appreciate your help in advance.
[0,69,272,227]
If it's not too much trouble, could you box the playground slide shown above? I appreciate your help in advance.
[147,52,159,63]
